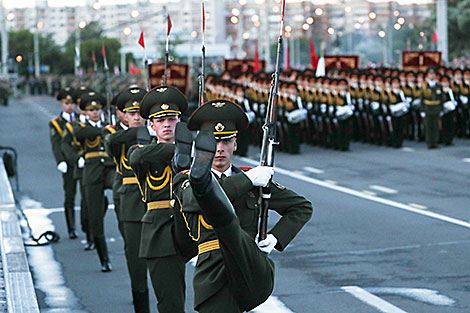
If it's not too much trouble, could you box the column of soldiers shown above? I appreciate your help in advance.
[204,66,470,153]
[49,78,312,313]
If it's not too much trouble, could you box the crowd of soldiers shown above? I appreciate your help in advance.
[48,79,312,313]
[206,65,470,152]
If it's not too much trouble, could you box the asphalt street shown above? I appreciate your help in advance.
[1,95,469,313]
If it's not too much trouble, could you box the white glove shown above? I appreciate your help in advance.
[57,161,68,173]
[77,157,85,168]
[420,112,426,118]
[256,234,278,254]
[246,111,256,123]
[245,166,274,187]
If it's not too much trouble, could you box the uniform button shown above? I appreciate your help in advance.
[100,158,104,163]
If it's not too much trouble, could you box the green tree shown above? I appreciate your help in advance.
[448,0,470,59]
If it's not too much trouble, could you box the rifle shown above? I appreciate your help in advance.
[258,0,285,241]
[198,1,207,106]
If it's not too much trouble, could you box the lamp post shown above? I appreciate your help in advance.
[0,0,8,75]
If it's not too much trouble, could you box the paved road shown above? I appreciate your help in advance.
[1,95,469,313]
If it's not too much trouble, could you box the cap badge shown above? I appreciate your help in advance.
[215,123,225,132]
[130,89,140,94]
[161,104,169,110]
[156,87,167,93]
[91,101,98,105]
[212,102,225,108]
[89,92,96,96]
[132,101,139,106]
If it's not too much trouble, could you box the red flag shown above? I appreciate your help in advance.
[167,14,172,36]
[101,43,108,70]
[101,43,106,59]
[283,39,289,70]
[130,63,137,75]
[309,38,319,69]
[281,0,286,21]
[254,46,259,73]
[202,2,205,33]
[138,32,145,48]
[432,30,438,43]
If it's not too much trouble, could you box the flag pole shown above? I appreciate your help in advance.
[102,43,114,124]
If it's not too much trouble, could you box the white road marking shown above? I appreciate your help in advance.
[303,166,325,174]
[342,286,407,313]
[366,288,455,307]
[408,203,428,210]
[370,185,398,194]
[463,158,470,163]
[294,170,304,175]
[401,147,415,152]
[251,296,294,313]
[239,157,470,229]
[324,179,337,185]
[362,190,377,196]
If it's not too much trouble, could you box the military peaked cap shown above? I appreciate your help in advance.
[57,87,75,102]
[116,87,147,113]
[140,85,188,119]
[187,99,248,140]
[79,91,106,111]
[73,86,94,104]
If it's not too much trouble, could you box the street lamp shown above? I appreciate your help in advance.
[6,13,14,21]
[394,23,401,31]
[369,12,377,20]
[306,17,314,25]
[131,10,139,18]
[79,21,87,29]
[378,30,386,38]
[16,55,22,63]
[315,8,323,16]
[397,17,405,25]
[327,27,335,35]
[123,27,131,36]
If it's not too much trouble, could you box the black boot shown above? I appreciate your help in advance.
[171,122,194,173]
[94,235,112,272]
[84,232,95,251]
[189,131,237,228]
[65,206,77,239]
[132,290,150,313]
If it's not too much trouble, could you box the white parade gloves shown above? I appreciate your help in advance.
[420,112,426,118]
[57,161,68,174]
[256,234,278,254]
[245,166,274,187]
[77,157,85,169]
[246,111,256,123]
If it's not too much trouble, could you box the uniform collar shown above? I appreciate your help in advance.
[79,114,88,123]
[120,122,128,130]
[88,119,102,128]
[211,166,233,178]
[62,111,75,122]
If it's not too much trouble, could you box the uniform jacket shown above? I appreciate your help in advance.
[61,120,85,179]
[173,165,313,308]
[421,82,444,115]
[74,121,115,186]
[128,141,178,258]
[49,113,75,165]
[107,126,147,222]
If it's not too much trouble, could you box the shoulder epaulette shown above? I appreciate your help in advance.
[51,115,60,121]
[50,118,64,137]
[79,122,86,127]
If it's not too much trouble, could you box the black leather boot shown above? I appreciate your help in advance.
[171,122,194,173]
[189,131,237,228]
[84,232,95,250]
[94,235,112,272]
[65,206,77,239]
[132,290,150,313]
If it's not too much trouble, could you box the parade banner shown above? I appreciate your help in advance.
[224,59,266,73]
[148,63,189,94]
[324,55,359,69]
[402,51,441,71]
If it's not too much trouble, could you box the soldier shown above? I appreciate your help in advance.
[106,88,150,313]
[440,75,457,146]
[49,87,78,239]
[386,77,408,148]
[74,92,115,271]
[127,86,189,313]
[421,68,443,149]
[172,99,313,313]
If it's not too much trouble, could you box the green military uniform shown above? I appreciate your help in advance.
[49,87,78,238]
[172,99,313,312]
[421,70,444,149]
[106,88,150,313]
[127,86,189,313]
[74,91,115,271]
[440,76,456,146]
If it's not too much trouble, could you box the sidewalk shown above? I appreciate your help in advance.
[0,158,39,313]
